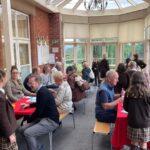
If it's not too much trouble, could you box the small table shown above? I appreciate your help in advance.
[14,97,36,116]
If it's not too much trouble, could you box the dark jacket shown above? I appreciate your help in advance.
[114,73,128,93]
[124,91,150,128]
[134,59,146,69]
[29,86,59,124]
[92,61,99,74]
[82,67,91,82]
[0,91,17,138]
[99,59,109,78]
[23,73,32,92]
[67,73,86,102]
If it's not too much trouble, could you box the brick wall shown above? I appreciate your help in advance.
[49,13,63,62]
[30,9,63,67]
[30,7,50,67]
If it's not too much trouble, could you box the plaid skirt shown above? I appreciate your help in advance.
[127,126,150,142]
[0,136,18,150]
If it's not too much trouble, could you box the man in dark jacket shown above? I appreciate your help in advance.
[133,53,146,69]
[99,54,109,78]
[19,75,59,150]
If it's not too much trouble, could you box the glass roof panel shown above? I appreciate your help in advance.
[106,1,119,10]
[119,0,132,8]
[63,0,78,9]
[77,2,87,11]
[133,0,144,4]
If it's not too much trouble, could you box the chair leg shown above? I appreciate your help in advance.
[49,132,52,150]
[83,99,85,114]
[92,132,95,150]
[72,113,75,128]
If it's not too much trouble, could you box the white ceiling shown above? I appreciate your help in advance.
[35,0,149,16]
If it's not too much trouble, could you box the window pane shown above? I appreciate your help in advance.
[123,43,132,63]
[92,45,102,61]
[19,44,29,65]
[106,44,116,69]
[20,65,30,82]
[17,14,29,38]
[64,45,74,60]
[135,43,144,59]
[12,12,16,37]
[76,45,85,59]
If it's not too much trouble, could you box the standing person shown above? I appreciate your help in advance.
[133,53,146,70]
[92,58,100,86]
[123,71,150,150]
[19,75,59,150]
[95,70,124,123]
[114,63,127,94]
[0,70,18,150]
[99,54,109,79]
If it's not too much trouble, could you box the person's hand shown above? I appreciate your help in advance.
[9,134,16,144]
[20,103,29,109]
[121,88,125,97]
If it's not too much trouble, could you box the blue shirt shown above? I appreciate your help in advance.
[95,81,115,117]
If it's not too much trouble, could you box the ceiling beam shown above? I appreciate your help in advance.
[73,0,82,11]
[127,0,136,6]
[114,0,122,9]
[57,0,70,9]
[50,0,64,6]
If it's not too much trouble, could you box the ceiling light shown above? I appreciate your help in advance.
[84,0,108,11]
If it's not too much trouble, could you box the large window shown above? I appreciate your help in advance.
[0,8,31,81]
[106,44,116,69]
[123,42,144,63]
[64,39,86,72]
[92,45,102,61]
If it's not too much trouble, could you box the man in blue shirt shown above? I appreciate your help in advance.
[95,70,124,123]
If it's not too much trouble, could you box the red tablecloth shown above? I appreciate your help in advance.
[111,102,150,150]
[14,97,36,116]
[111,102,130,150]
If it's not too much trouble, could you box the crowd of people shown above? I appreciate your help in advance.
[0,53,150,150]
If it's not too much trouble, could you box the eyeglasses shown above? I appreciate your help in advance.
[12,72,19,74]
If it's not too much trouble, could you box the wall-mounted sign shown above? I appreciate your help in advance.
[52,47,59,53]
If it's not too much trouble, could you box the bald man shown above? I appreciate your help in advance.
[95,70,124,123]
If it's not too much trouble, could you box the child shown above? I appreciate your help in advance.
[123,71,150,150]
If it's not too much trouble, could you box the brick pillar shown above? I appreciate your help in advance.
[49,13,63,62]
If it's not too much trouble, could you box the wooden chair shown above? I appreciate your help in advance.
[92,120,111,150]
[49,111,75,150]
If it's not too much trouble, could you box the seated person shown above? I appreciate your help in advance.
[23,67,41,92]
[67,66,86,102]
[0,70,18,150]
[40,64,52,86]
[19,75,59,150]
[53,71,73,113]
[95,70,125,123]
[5,66,35,102]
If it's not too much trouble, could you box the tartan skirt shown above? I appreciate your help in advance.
[0,136,18,150]
[127,126,150,142]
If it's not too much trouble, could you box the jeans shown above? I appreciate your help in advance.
[19,118,58,150]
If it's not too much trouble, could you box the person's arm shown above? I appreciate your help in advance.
[5,81,18,102]
[123,93,129,112]
[22,82,35,97]
[99,90,122,110]
[102,97,122,110]
[55,86,65,106]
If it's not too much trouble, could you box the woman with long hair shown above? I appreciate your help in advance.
[123,71,150,150]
